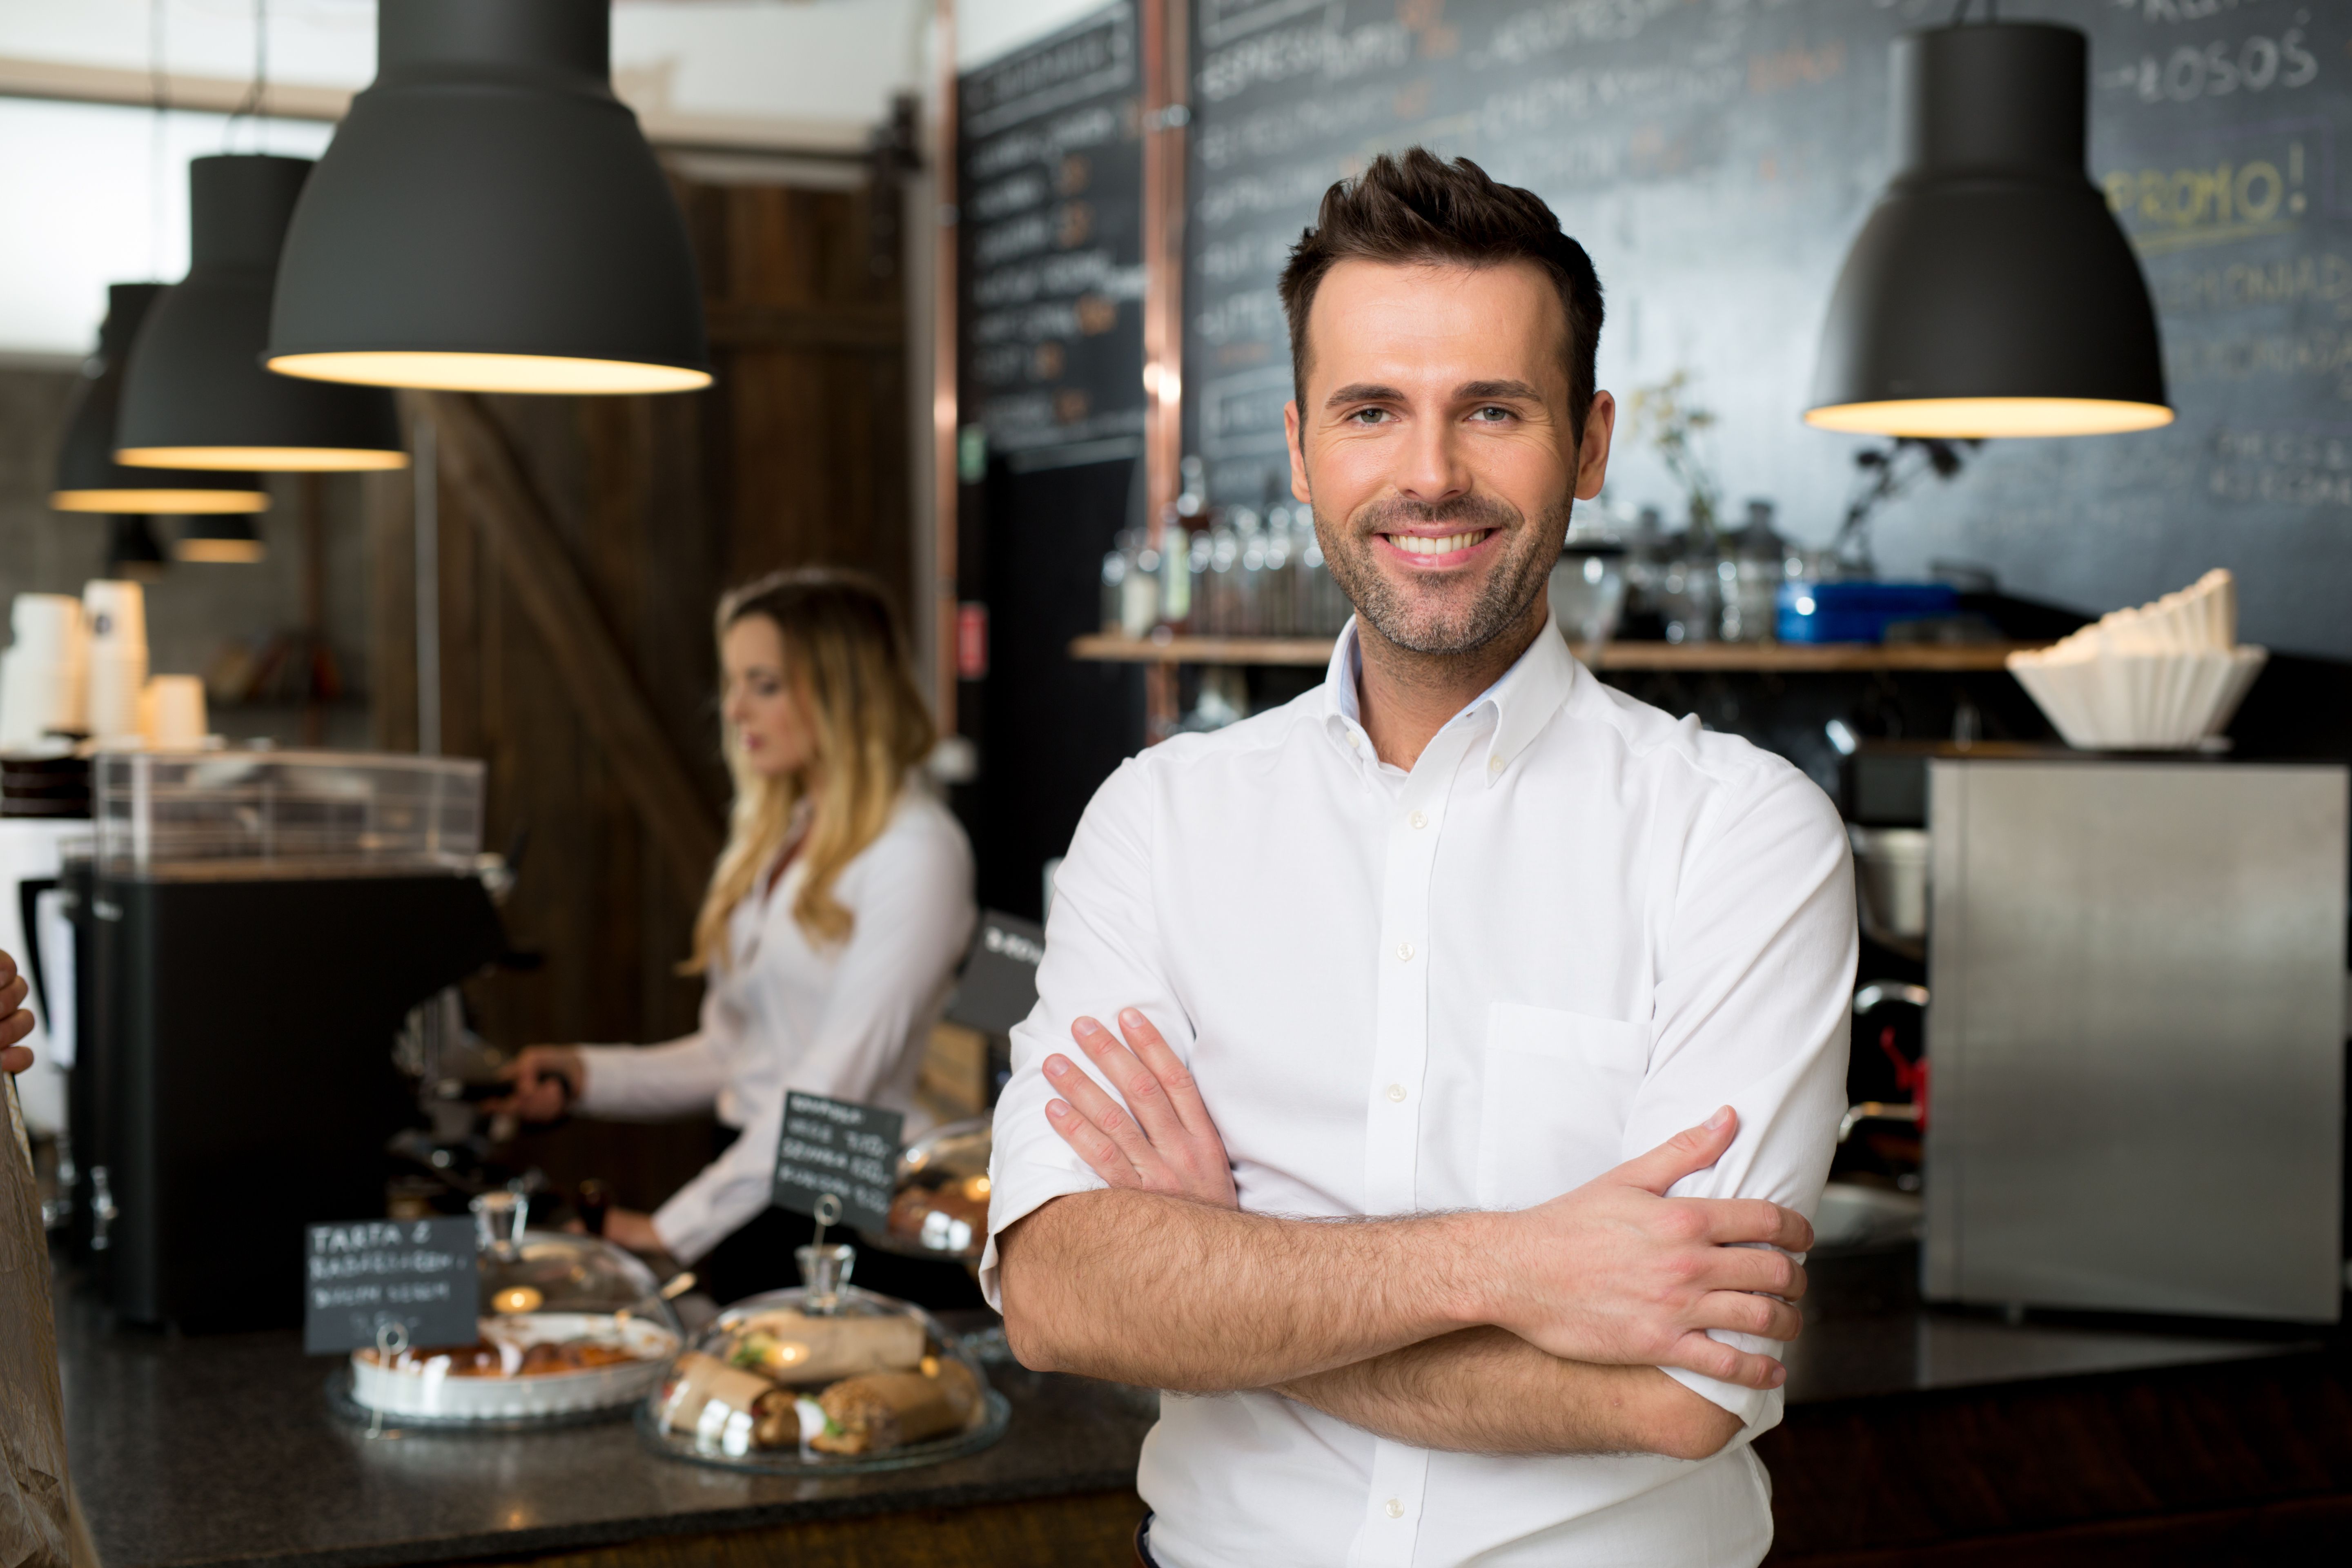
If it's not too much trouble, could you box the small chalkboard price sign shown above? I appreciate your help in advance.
[302,1217,478,1355]
[772,1092,904,1232]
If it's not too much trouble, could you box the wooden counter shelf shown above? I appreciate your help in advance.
[1070,633,2050,673]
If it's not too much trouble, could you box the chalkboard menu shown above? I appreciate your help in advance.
[773,1091,904,1232]
[302,1217,477,1354]
[1180,0,2352,657]
[960,2,1149,474]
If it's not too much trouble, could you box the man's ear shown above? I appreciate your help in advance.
[1574,388,1617,502]
[1285,399,1312,503]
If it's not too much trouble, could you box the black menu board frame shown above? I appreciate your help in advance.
[960,1,1151,476]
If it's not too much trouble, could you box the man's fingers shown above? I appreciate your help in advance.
[0,975,24,1014]
[1693,1245,1807,1302]
[1610,1107,1739,1196]
[1072,1016,1186,1142]
[1114,1007,1216,1138]
[1,1044,31,1076]
[1664,1332,1786,1391]
[1699,1198,1814,1254]
[0,1009,31,1051]
[1690,1290,1804,1344]
[1044,1098,1138,1187]
[1044,1052,1166,1179]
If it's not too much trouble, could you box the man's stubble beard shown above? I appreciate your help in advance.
[1314,490,1571,657]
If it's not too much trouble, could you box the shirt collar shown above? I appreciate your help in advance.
[1321,611,1579,784]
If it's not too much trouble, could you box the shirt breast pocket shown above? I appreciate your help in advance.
[1475,1003,1652,1212]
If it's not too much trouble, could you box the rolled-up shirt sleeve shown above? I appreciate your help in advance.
[1626,767,1856,1431]
[575,1033,729,1120]
[651,816,976,1266]
[980,755,1193,1310]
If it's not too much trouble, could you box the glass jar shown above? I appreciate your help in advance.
[345,1191,684,1425]
[640,1241,1006,1473]
[1550,530,1628,651]
[1720,499,1786,644]
[869,1115,991,1263]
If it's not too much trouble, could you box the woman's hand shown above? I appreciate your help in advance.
[488,1045,584,1122]
[1042,1007,1238,1210]
[0,951,32,1077]
[600,1207,665,1256]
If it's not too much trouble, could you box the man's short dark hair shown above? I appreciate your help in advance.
[1278,148,1605,441]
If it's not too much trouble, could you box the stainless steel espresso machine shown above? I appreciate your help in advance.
[1918,755,2348,1323]
[68,751,508,1331]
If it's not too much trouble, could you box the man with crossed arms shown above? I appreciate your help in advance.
[983,149,1853,1567]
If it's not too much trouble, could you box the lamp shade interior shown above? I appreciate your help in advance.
[116,155,406,472]
[263,0,711,396]
[177,514,268,563]
[1805,22,2169,439]
[53,284,274,514]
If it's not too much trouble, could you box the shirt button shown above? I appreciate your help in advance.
[1395,941,1414,962]
[1386,1083,1407,1103]
[1488,754,1504,773]
[1349,733,1362,749]
[1408,810,1426,829]
[1385,1498,1405,1519]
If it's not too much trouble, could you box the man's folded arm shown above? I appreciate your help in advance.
[996,1188,1494,1392]
[1273,1327,1744,1461]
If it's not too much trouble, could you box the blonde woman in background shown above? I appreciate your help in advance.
[496,570,976,1305]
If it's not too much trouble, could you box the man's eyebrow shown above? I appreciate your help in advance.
[1322,382,1405,409]
[1456,379,1545,402]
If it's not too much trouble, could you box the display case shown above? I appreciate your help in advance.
[341,1193,683,1425]
[639,1240,1007,1474]
[94,749,483,877]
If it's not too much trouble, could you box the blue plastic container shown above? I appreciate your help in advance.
[1776,581,1960,644]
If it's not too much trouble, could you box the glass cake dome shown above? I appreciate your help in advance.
[638,1235,1007,1474]
[344,1191,684,1425]
[866,1114,992,1263]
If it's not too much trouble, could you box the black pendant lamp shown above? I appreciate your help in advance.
[177,515,267,564]
[106,517,172,582]
[263,0,710,396]
[52,285,272,514]
[118,156,406,472]
[1806,21,2170,439]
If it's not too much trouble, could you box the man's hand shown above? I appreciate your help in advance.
[1043,1008,1238,1209]
[488,1045,584,1122]
[0,950,34,1077]
[1477,1111,1810,1388]
[1033,1006,1810,1392]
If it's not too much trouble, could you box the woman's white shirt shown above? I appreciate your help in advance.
[574,786,976,1263]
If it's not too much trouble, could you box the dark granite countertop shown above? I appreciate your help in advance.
[60,1245,2323,1568]
[58,1285,1155,1568]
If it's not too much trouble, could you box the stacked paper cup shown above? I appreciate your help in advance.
[2007,570,2267,750]
[141,675,209,748]
[0,595,89,748]
[83,580,151,747]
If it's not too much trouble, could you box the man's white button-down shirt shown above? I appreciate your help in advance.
[983,618,1854,1568]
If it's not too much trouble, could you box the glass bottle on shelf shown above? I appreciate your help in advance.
[1620,506,1668,639]
[1235,513,1269,637]
[1119,532,1159,639]
[1720,499,1786,643]
[1656,508,1721,645]
[1102,532,1131,636]
[1158,507,1192,631]
[1203,521,1240,636]
[1258,508,1292,637]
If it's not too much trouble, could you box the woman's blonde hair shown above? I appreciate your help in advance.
[688,569,935,971]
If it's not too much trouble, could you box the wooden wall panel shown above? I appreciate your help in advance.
[370,173,909,1218]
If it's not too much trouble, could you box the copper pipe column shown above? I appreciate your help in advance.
[1140,0,1189,739]
[931,0,962,732]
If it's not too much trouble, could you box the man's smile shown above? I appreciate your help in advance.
[1374,525,1503,568]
